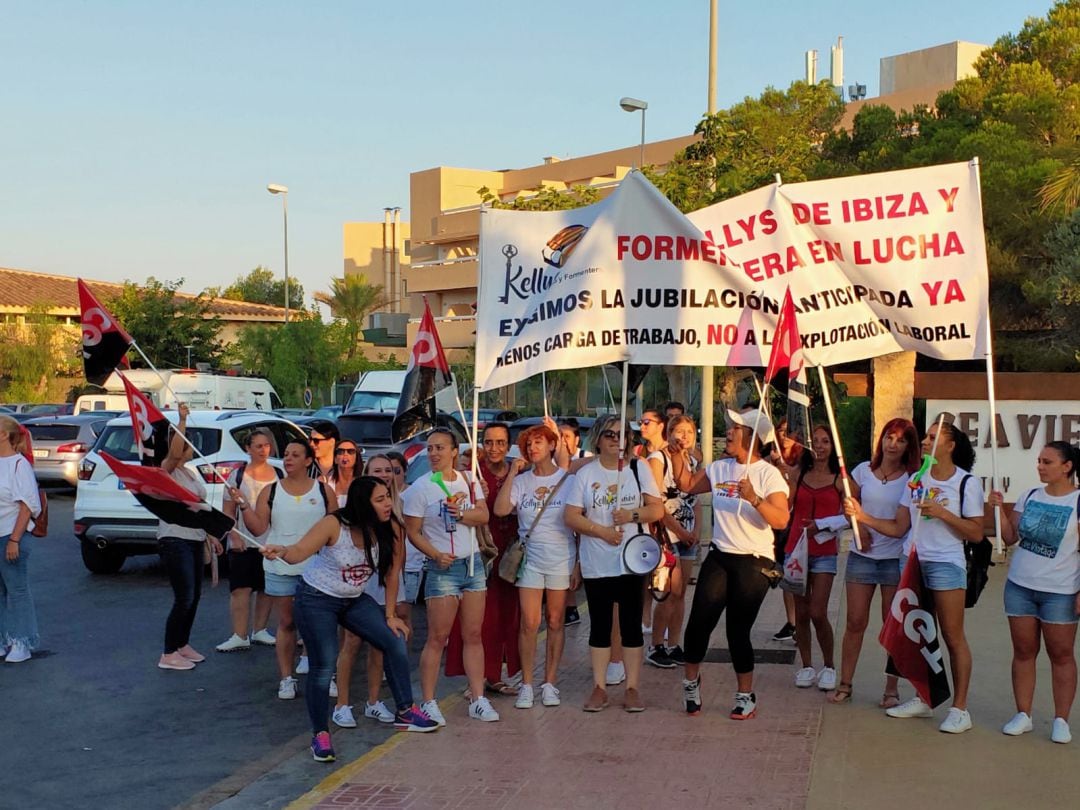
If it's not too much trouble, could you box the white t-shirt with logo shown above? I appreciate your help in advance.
[900,468,984,568]
[565,459,660,579]
[401,471,484,559]
[850,462,909,560]
[509,469,576,575]
[707,457,788,559]
[1009,488,1080,595]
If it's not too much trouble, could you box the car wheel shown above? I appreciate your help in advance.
[80,539,126,574]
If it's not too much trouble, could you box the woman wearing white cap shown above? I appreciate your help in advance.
[669,409,790,720]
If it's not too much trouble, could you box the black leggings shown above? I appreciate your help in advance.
[683,549,771,673]
[583,575,645,649]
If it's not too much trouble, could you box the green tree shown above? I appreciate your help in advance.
[313,274,388,360]
[206,265,303,309]
[0,306,80,401]
[108,278,223,368]
[478,183,601,211]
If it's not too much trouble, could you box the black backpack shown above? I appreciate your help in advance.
[958,474,993,608]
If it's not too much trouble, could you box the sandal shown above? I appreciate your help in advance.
[879,691,900,709]
[828,683,853,704]
[485,680,518,696]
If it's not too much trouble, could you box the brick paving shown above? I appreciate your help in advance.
[301,585,824,810]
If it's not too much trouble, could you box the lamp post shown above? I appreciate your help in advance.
[267,183,290,323]
[184,344,195,368]
[619,97,648,169]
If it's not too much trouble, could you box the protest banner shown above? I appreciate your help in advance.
[475,162,989,391]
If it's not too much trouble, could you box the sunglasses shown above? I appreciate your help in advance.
[600,430,621,441]
[335,447,357,455]
[640,418,659,427]
[310,436,331,445]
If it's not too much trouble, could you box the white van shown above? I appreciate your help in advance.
[345,369,459,415]
[75,370,282,413]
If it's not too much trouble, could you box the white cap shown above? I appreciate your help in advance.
[726,408,776,447]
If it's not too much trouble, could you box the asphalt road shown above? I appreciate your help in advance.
[5,489,424,809]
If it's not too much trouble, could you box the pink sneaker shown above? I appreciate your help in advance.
[177,645,205,663]
[159,652,196,671]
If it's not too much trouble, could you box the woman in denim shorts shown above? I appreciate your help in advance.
[831,418,920,707]
[991,441,1080,744]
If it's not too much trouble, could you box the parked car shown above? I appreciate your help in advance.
[24,403,75,416]
[507,416,597,447]
[23,413,123,487]
[311,405,343,419]
[274,408,314,418]
[74,410,307,574]
[0,403,35,413]
[337,410,471,466]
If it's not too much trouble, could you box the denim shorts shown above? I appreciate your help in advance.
[264,571,301,597]
[1004,579,1080,624]
[920,560,966,591]
[517,565,571,591]
[424,552,488,599]
[845,553,901,586]
[675,542,699,561]
[808,554,838,575]
[402,570,423,604]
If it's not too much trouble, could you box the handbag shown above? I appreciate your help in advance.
[781,527,809,595]
[498,470,570,584]
[959,474,998,609]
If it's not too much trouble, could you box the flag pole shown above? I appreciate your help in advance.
[972,157,1003,554]
[600,364,617,412]
[815,365,862,551]
[736,379,772,519]
[904,412,947,555]
[542,372,550,420]
[617,359,630,491]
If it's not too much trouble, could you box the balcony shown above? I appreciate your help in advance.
[405,257,478,293]
[408,316,476,350]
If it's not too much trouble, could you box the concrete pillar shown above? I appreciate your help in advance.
[870,351,917,442]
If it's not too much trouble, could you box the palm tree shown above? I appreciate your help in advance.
[314,274,388,360]
[1039,156,1080,213]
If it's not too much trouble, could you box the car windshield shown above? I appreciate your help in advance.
[93,425,221,461]
[27,424,80,441]
[346,392,399,412]
[337,417,394,444]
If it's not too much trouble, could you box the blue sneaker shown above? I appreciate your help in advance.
[394,705,440,733]
[310,731,336,762]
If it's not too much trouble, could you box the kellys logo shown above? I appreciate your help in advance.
[715,481,740,498]
[498,225,589,304]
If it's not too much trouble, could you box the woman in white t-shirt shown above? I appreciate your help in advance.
[991,441,1080,744]
[402,428,496,725]
[564,415,664,714]
[845,421,984,734]
[669,409,789,722]
[0,416,42,664]
[494,424,577,710]
[831,418,919,707]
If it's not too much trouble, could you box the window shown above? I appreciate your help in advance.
[232,421,308,459]
[27,424,80,442]
[93,425,221,460]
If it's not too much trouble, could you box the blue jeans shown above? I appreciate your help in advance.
[158,538,203,654]
[0,534,38,649]
[293,582,414,734]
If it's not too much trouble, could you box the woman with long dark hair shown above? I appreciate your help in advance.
[991,441,1080,744]
[830,418,919,706]
[261,476,438,763]
[845,421,984,733]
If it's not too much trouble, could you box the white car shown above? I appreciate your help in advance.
[74,410,308,574]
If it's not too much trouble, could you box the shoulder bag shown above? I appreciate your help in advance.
[498,471,570,584]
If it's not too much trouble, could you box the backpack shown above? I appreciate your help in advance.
[268,478,330,513]
[959,473,993,609]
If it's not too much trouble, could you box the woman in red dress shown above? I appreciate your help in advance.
[445,422,521,693]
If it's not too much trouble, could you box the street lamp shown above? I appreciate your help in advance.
[619,97,648,169]
[184,344,195,368]
[267,183,290,323]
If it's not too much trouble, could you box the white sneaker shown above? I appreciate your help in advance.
[278,676,298,700]
[364,700,395,724]
[251,629,277,646]
[421,699,447,727]
[540,682,561,707]
[816,667,837,691]
[1052,717,1072,744]
[886,696,933,718]
[515,684,535,709]
[605,661,626,686]
[469,696,501,722]
[794,666,816,688]
[332,705,357,728]
[328,677,338,698]
[215,634,251,653]
[939,707,972,734]
[1002,711,1033,736]
[5,641,30,664]
[295,655,309,675]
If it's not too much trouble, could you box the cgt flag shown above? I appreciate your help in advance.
[392,298,453,443]
[119,372,170,466]
[880,550,952,708]
[99,452,234,540]
[78,279,133,387]
[763,287,809,408]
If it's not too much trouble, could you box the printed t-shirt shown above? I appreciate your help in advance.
[900,468,984,568]
[1009,487,1080,595]
[401,471,484,559]
[707,457,788,559]
[509,469,576,574]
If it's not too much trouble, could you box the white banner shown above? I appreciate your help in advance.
[928,400,1080,502]
[475,163,988,391]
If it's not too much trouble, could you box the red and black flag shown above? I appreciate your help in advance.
[392,298,453,443]
[78,279,133,386]
[99,452,234,540]
[880,550,952,708]
[119,372,170,467]
[764,286,810,459]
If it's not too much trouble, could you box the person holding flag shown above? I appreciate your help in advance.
[157,403,224,671]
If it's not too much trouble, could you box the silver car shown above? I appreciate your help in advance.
[24,413,123,486]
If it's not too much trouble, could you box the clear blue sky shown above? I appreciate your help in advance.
[0,0,1051,309]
